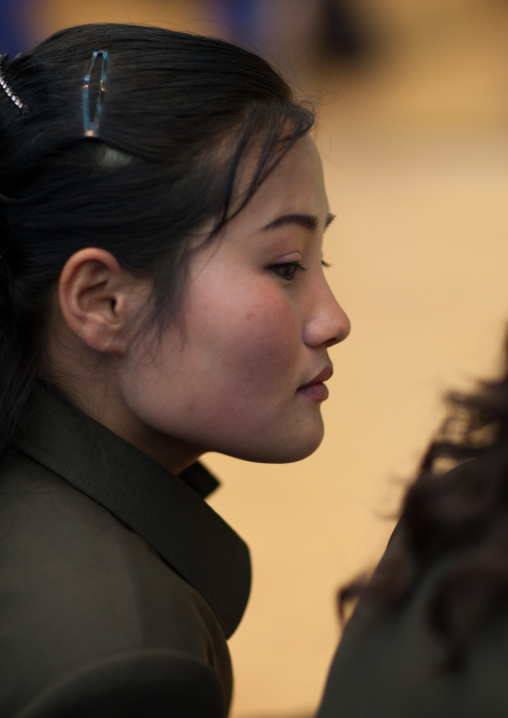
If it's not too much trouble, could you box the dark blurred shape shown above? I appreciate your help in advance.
[213,0,257,47]
[0,0,30,56]
[319,0,373,63]
[212,0,373,70]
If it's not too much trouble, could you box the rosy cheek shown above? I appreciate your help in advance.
[241,300,298,367]
[191,283,299,380]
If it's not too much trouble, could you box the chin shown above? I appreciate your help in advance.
[275,439,324,464]
[229,426,325,464]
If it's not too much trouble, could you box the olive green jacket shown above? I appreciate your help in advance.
[0,385,251,717]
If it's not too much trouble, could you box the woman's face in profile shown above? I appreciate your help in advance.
[118,135,350,470]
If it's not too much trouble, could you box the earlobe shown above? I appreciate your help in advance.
[58,248,141,355]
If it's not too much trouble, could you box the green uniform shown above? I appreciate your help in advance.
[0,385,251,717]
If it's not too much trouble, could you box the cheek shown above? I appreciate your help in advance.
[124,283,304,432]
[200,288,301,381]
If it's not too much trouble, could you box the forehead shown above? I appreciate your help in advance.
[237,135,328,222]
[191,135,328,251]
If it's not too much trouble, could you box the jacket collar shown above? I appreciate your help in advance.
[15,384,251,639]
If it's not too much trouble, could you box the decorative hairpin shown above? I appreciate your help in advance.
[0,54,29,113]
[83,50,108,138]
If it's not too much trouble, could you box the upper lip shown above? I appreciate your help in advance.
[299,365,333,388]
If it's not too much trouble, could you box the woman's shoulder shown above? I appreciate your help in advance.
[0,450,217,617]
[10,650,226,718]
[0,453,231,716]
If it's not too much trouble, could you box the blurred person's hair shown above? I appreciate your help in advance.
[340,330,508,669]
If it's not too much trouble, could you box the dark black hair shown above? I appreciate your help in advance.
[0,23,315,462]
[340,330,508,669]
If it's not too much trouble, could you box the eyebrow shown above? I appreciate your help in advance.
[263,213,336,233]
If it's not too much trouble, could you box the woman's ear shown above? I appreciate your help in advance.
[58,248,149,355]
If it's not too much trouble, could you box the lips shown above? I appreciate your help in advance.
[299,365,333,389]
[297,365,333,402]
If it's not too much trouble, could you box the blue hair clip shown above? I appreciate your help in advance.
[83,50,108,138]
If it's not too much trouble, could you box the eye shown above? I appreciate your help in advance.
[270,262,307,281]
[322,258,331,268]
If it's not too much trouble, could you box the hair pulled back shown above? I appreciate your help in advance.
[341,331,508,669]
[0,23,315,462]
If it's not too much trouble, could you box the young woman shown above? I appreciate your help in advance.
[0,22,349,718]
[317,337,508,718]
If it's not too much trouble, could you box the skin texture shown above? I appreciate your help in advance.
[48,136,350,473]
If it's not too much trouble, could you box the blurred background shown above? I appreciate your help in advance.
[3,1,508,716]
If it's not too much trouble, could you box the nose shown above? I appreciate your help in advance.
[303,279,351,349]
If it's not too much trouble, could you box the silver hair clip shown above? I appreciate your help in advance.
[0,54,29,113]
[83,50,108,138]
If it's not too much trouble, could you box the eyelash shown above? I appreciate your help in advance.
[270,262,307,281]
[270,259,331,282]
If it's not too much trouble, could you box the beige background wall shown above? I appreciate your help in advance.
[14,1,508,715]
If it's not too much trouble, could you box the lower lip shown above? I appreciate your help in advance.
[297,382,329,402]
